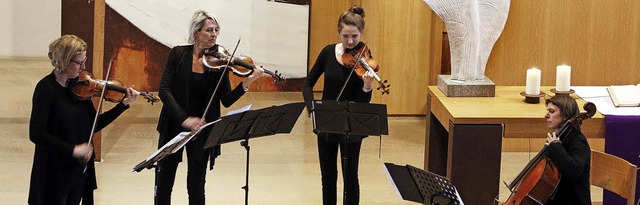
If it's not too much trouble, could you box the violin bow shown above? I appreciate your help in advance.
[336,43,367,100]
[83,57,114,172]
[201,38,242,120]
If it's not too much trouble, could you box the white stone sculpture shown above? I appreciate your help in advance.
[424,0,510,81]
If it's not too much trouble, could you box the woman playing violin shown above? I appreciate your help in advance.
[154,10,264,205]
[28,35,138,205]
[543,95,591,204]
[302,6,375,205]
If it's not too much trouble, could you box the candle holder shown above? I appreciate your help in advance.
[519,92,547,104]
[550,88,575,96]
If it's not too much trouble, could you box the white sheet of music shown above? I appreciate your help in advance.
[142,104,253,161]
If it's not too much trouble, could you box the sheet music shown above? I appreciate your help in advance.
[574,86,640,116]
[145,119,220,161]
[171,119,220,153]
[225,104,252,116]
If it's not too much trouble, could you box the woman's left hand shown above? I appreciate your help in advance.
[243,65,266,89]
[545,131,560,145]
[122,85,139,105]
[362,70,374,90]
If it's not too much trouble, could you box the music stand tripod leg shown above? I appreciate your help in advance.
[241,135,250,205]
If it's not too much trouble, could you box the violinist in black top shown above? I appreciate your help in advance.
[28,35,139,205]
[543,95,591,204]
[154,10,264,205]
[302,6,375,205]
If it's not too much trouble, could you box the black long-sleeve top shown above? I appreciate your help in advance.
[302,43,373,141]
[544,130,592,205]
[28,71,129,205]
[156,45,246,158]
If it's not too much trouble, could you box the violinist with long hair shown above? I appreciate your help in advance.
[28,35,139,205]
[302,6,375,205]
[543,95,591,204]
[154,10,264,205]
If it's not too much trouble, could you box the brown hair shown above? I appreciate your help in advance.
[337,6,365,32]
[48,35,87,73]
[545,95,579,121]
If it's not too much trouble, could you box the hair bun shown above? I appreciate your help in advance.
[349,6,365,18]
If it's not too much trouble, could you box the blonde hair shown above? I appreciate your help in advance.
[337,6,365,32]
[48,35,87,73]
[188,10,219,44]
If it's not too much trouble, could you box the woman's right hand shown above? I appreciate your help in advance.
[181,117,205,131]
[73,143,93,162]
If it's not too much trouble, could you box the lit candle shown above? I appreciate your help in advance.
[556,65,571,92]
[525,68,541,95]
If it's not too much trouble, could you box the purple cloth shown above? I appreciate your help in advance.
[604,115,640,205]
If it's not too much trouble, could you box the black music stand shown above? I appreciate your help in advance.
[310,100,388,136]
[310,100,388,202]
[132,121,216,172]
[203,102,305,205]
[384,163,463,205]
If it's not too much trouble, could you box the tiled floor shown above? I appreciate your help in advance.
[0,58,602,204]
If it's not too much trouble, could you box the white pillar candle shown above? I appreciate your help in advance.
[525,68,541,95]
[556,65,571,92]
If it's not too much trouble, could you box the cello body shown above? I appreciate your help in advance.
[505,156,560,204]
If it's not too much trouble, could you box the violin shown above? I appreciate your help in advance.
[69,71,160,105]
[504,102,596,205]
[342,43,390,95]
[202,45,284,83]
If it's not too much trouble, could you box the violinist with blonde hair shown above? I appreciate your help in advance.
[154,10,264,205]
[28,34,138,205]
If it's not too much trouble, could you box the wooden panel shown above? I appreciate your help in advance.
[93,0,105,162]
[62,0,95,71]
[308,0,435,114]
[103,5,169,92]
[483,1,640,86]
[429,15,445,85]
[308,0,358,92]
[366,0,433,114]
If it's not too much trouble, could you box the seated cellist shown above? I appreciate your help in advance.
[543,95,592,205]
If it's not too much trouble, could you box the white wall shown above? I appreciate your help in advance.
[106,0,309,78]
[0,1,61,57]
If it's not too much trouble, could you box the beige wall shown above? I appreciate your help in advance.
[0,1,61,57]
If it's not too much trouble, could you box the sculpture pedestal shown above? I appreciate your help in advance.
[437,75,495,97]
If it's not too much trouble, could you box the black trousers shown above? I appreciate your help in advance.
[154,138,209,205]
[317,134,363,205]
[44,169,88,205]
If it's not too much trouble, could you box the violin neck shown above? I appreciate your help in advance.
[106,83,156,97]
[232,58,254,69]
[105,83,127,94]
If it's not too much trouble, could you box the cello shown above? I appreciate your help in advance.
[504,102,596,204]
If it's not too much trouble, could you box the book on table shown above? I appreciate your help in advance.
[607,84,640,107]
